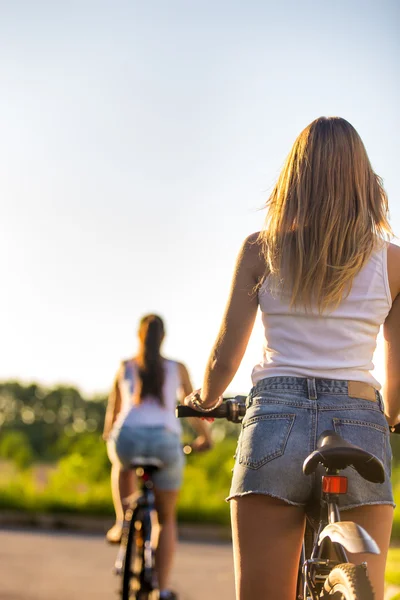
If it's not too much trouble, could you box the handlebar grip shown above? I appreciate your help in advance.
[176,404,228,419]
[234,395,247,404]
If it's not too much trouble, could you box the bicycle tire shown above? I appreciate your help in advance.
[321,563,374,599]
[135,592,159,600]
[137,509,158,596]
[121,509,137,600]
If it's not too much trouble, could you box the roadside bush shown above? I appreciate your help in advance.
[0,431,34,469]
[386,548,400,586]
[0,435,399,542]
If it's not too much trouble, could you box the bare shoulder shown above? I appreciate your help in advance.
[387,242,400,301]
[388,241,400,261]
[242,232,262,252]
[238,231,263,262]
[238,232,265,282]
[175,361,189,375]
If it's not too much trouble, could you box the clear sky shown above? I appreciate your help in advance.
[1,0,399,396]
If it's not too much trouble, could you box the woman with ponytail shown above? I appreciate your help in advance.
[104,314,211,600]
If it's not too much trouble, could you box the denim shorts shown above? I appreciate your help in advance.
[228,377,394,511]
[107,425,184,491]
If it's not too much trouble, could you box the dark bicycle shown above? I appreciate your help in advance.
[114,457,163,600]
[177,396,400,600]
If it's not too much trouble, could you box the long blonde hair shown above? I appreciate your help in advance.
[259,117,392,312]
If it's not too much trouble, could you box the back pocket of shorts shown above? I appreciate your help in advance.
[333,418,387,465]
[238,414,295,470]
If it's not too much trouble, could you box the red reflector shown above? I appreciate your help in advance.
[322,476,348,494]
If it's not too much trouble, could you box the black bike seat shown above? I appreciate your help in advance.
[129,457,164,472]
[303,430,385,484]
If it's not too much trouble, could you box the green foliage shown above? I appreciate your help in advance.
[0,467,113,515]
[392,464,400,540]
[0,430,34,469]
[0,379,400,540]
[0,435,399,542]
[48,435,109,486]
[386,548,400,585]
[0,380,107,462]
[391,433,400,467]
[59,433,109,482]
[176,437,237,524]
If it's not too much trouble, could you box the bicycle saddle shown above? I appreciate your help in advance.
[129,457,164,473]
[303,430,385,483]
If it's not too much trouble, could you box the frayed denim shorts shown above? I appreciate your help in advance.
[107,425,184,491]
[228,377,394,511]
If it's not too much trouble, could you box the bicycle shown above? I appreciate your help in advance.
[113,456,163,600]
[177,396,400,600]
[112,444,195,600]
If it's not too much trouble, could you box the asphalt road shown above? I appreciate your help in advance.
[0,527,235,600]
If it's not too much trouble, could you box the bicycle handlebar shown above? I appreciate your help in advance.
[176,396,247,423]
[177,396,400,432]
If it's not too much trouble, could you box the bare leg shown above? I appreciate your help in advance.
[107,465,135,542]
[154,488,180,591]
[111,463,136,517]
[110,462,124,522]
[230,494,305,600]
[343,504,394,600]
[118,468,136,510]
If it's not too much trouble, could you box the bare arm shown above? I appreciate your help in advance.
[199,233,263,407]
[103,369,122,440]
[382,243,400,425]
[177,362,212,444]
[383,293,400,424]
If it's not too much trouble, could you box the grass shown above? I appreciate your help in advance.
[0,442,399,537]
[386,548,400,586]
[0,440,238,523]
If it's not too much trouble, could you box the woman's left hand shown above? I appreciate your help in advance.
[192,435,213,452]
[184,389,223,422]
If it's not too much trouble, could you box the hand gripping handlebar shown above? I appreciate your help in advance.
[176,396,247,423]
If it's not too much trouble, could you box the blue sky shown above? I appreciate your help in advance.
[1,0,399,395]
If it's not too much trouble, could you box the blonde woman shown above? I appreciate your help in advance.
[185,117,400,600]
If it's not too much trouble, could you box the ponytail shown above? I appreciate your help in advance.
[135,315,165,405]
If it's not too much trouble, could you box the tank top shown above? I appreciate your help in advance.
[113,358,182,435]
[252,243,392,389]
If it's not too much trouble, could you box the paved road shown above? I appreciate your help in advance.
[0,527,235,600]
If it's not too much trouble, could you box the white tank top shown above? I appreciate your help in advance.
[113,358,182,435]
[252,243,392,389]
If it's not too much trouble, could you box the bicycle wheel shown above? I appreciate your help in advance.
[135,592,159,600]
[137,509,158,598]
[121,508,137,600]
[321,563,374,599]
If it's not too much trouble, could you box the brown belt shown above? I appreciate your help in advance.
[348,381,377,402]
